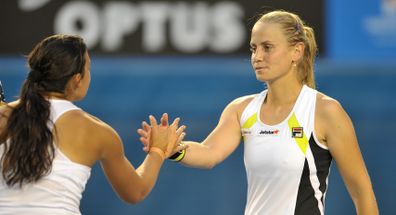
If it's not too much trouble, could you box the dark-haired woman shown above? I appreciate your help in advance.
[0,34,185,215]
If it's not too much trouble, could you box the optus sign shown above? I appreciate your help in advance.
[53,1,246,53]
[1,0,325,55]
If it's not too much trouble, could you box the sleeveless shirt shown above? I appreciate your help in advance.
[240,85,332,215]
[0,99,91,215]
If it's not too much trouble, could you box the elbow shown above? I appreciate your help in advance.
[187,159,218,169]
[203,152,222,169]
[122,195,143,205]
[205,161,218,169]
[121,189,150,204]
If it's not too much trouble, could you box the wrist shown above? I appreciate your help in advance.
[149,147,165,161]
[168,149,186,162]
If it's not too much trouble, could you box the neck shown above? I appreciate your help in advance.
[44,92,69,100]
[265,81,303,106]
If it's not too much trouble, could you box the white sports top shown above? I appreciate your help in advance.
[241,85,332,215]
[0,99,91,215]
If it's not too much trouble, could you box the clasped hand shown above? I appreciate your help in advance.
[137,113,187,158]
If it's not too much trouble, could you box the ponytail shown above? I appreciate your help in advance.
[299,26,317,89]
[2,79,54,187]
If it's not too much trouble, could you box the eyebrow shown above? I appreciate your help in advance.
[250,41,273,46]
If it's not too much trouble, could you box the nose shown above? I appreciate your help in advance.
[252,47,264,63]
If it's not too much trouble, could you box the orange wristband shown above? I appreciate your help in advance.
[149,147,165,160]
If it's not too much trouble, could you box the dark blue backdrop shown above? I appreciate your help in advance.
[1,57,395,214]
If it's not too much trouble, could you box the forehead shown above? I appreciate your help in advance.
[250,21,286,44]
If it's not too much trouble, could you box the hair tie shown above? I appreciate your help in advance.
[295,23,302,34]
[27,70,44,83]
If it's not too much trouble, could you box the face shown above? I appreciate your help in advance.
[250,21,295,83]
[72,51,91,101]
[80,52,91,98]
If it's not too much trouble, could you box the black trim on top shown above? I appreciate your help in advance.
[309,134,332,204]
[294,133,333,214]
[294,159,321,215]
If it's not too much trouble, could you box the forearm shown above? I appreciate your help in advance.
[354,191,379,215]
[180,141,221,169]
[134,151,164,199]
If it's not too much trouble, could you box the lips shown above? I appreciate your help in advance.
[254,66,268,72]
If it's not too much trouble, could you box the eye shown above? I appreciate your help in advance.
[264,45,273,52]
[249,46,256,53]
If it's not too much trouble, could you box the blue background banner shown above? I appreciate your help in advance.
[1,0,396,214]
[1,57,395,214]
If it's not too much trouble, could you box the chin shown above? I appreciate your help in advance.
[255,74,270,83]
[72,94,86,102]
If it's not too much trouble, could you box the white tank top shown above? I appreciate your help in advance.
[0,99,91,215]
[240,85,332,215]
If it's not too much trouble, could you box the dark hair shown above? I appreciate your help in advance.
[0,34,87,187]
[256,10,318,88]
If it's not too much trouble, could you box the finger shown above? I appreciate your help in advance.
[177,132,186,144]
[175,143,188,152]
[176,125,186,137]
[149,115,158,126]
[170,117,180,128]
[142,146,150,153]
[142,121,151,131]
[160,113,168,126]
[137,128,149,138]
[139,137,149,147]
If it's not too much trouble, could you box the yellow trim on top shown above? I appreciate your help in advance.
[242,113,257,129]
[287,113,309,155]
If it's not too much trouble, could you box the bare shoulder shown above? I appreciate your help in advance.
[316,91,354,132]
[59,109,120,142]
[229,94,256,116]
[231,94,256,106]
[56,109,123,160]
[316,91,347,120]
[218,94,256,121]
[315,92,354,146]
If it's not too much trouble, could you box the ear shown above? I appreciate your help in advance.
[70,73,82,89]
[292,42,305,62]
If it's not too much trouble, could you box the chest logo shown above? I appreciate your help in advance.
[241,129,252,136]
[259,129,280,135]
[292,127,304,138]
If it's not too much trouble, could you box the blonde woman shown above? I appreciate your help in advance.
[139,10,379,215]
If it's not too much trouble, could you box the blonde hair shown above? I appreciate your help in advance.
[257,10,317,88]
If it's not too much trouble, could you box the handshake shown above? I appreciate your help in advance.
[137,113,187,162]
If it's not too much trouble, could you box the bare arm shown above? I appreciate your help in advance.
[94,115,184,204]
[316,95,378,215]
[171,97,251,169]
[100,135,163,204]
[180,102,242,168]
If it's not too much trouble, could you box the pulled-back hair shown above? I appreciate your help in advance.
[257,10,318,88]
[0,34,87,187]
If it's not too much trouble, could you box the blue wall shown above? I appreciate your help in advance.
[326,0,396,60]
[1,57,395,214]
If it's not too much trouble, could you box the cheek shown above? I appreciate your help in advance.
[270,50,291,65]
[86,72,91,84]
